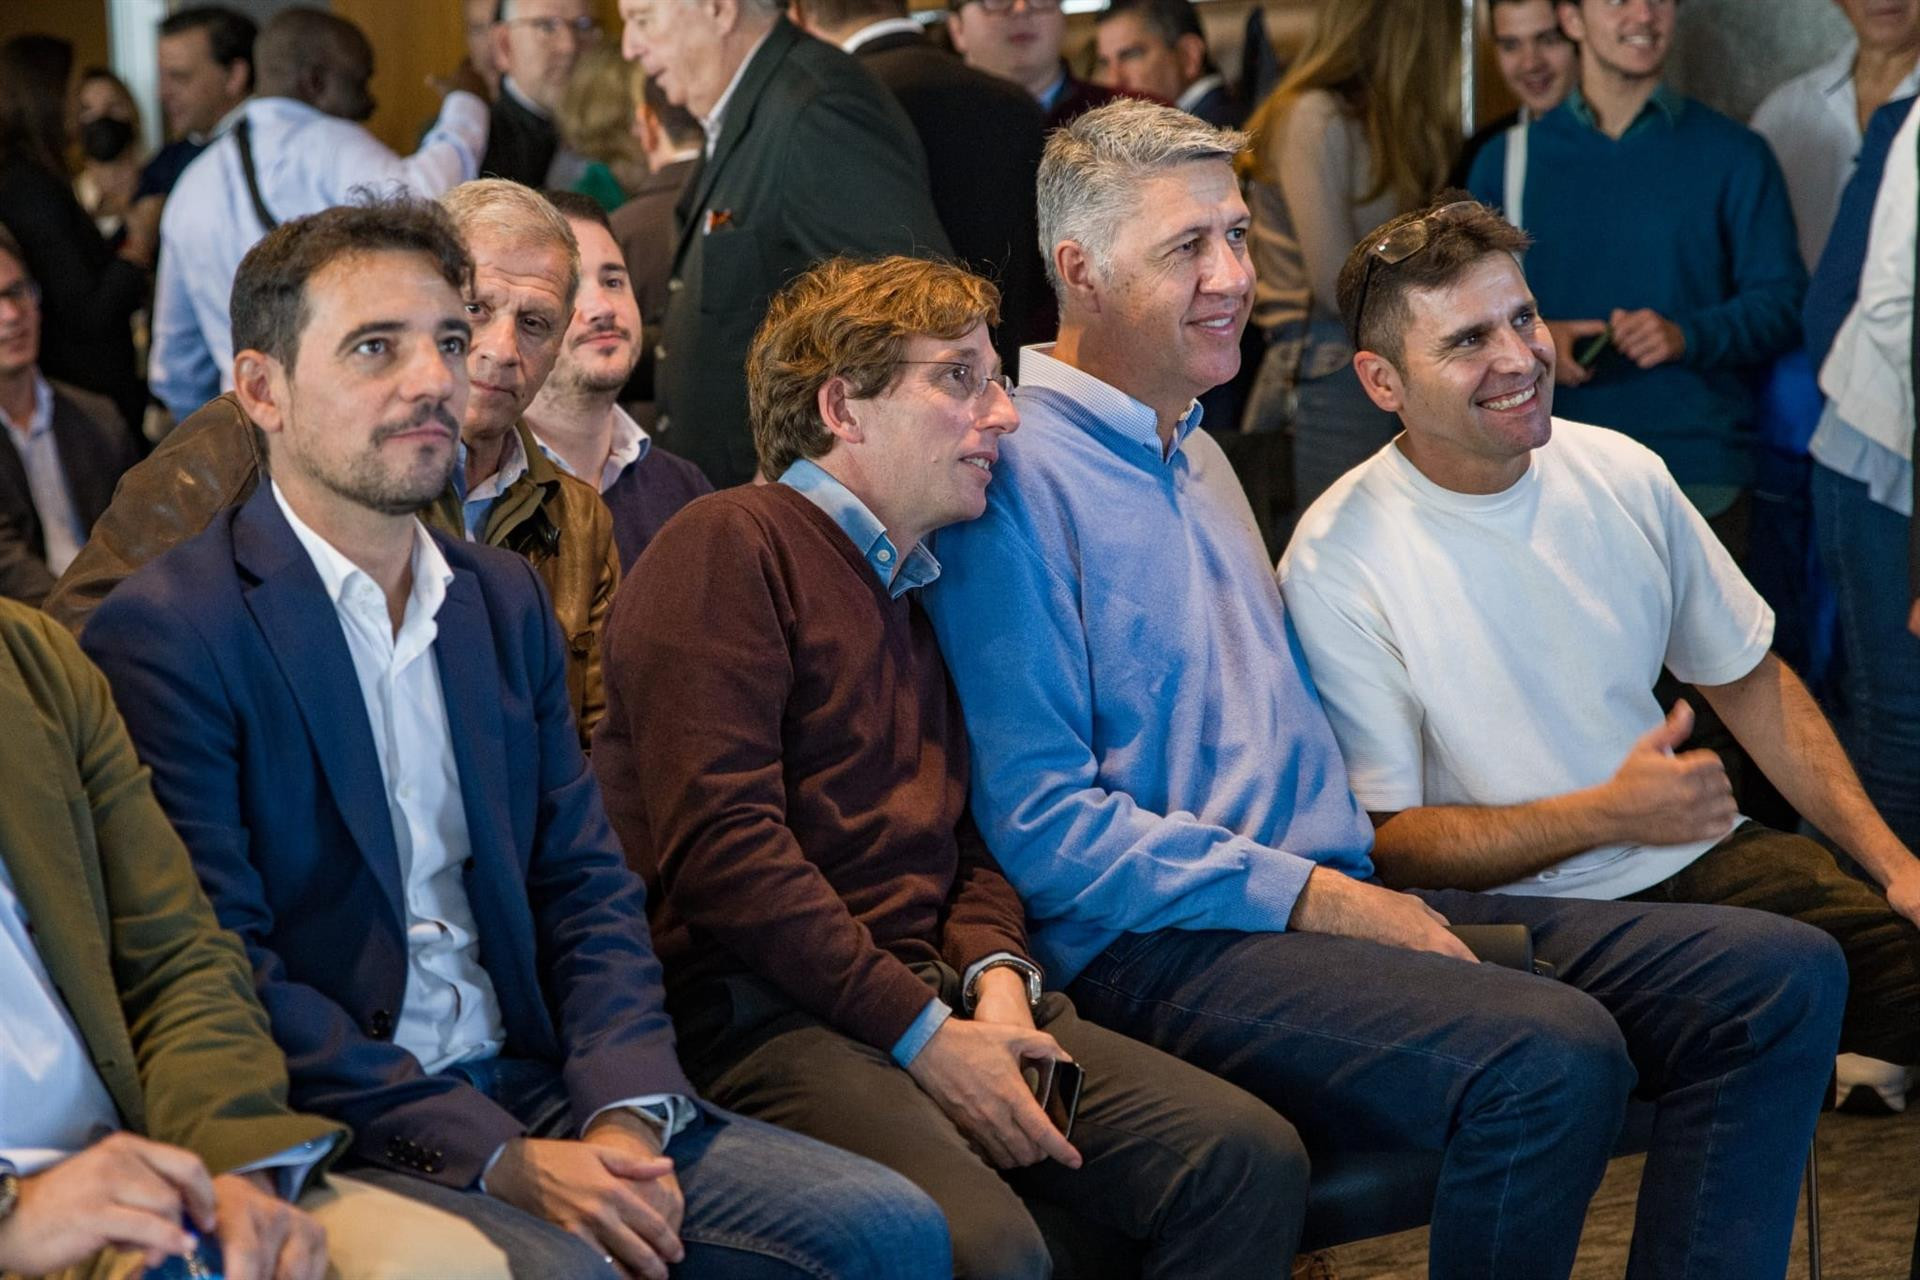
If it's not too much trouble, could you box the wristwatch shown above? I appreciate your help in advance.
[0,1165,19,1224]
[963,957,1043,1013]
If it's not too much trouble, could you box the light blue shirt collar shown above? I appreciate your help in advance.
[454,428,529,540]
[778,457,941,597]
[1015,344,1204,463]
[1036,66,1070,112]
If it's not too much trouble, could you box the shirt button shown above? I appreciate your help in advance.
[654,344,668,361]
[876,548,892,563]
[667,277,683,293]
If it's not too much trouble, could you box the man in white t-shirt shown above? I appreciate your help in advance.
[1280,196,1920,1075]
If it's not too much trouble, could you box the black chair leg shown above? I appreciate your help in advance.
[1804,1140,1821,1280]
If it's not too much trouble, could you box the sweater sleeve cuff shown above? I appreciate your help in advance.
[1246,841,1321,931]
[889,998,952,1068]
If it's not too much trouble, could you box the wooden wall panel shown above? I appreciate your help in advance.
[0,0,110,76]
[331,0,625,155]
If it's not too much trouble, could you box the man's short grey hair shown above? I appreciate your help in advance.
[439,179,581,310]
[734,0,786,17]
[1036,99,1248,301]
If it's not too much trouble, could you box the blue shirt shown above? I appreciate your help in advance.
[923,347,1375,983]
[779,458,940,597]
[1469,85,1806,501]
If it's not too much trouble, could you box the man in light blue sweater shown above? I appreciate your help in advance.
[924,100,1847,1280]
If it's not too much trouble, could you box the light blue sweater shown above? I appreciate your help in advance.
[923,350,1375,982]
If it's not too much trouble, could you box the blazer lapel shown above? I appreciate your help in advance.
[673,20,800,264]
[431,566,544,1036]
[0,651,144,1124]
[232,490,407,927]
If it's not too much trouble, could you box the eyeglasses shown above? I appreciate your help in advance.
[898,360,1014,401]
[1348,200,1479,349]
[0,279,38,310]
[951,0,1062,15]
[503,15,601,42]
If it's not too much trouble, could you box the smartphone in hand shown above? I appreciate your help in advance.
[1574,325,1613,370]
[1022,1056,1085,1142]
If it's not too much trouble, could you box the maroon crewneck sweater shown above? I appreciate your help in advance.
[593,483,1031,1051]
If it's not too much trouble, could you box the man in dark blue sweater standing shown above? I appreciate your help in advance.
[1468,0,1805,533]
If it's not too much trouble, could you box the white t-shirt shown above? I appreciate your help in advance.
[1278,420,1774,900]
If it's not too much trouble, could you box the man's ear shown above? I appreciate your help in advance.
[1555,0,1585,43]
[232,349,289,434]
[1351,349,1405,414]
[488,21,515,75]
[223,60,251,104]
[945,12,971,57]
[1175,32,1207,84]
[816,375,865,446]
[1054,240,1099,314]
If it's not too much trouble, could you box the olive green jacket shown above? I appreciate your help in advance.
[0,599,342,1172]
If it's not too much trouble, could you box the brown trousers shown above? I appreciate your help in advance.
[1628,821,1920,1064]
[676,964,1309,1280]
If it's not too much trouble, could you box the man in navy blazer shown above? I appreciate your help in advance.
[83,197,947,1280]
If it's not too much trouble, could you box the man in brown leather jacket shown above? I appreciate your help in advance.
[46,183,617,747]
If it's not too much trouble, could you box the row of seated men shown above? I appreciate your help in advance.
[5,100,1918,1280]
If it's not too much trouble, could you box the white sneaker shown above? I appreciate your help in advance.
[1834,1052,1913,1113]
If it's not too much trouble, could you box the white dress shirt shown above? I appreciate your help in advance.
[0,374,85,575]
[150,92,489,421]
[1817,92,1917,503]
[1752,39,1920,268]
[272,484,509,1074]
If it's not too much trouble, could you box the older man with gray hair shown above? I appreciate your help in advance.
[617,0,950,486]
[433,179,620,747]
[921,100,1846,1280]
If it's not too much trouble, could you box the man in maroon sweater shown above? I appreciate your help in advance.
[593,256,1306,1279]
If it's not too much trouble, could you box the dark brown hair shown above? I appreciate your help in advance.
[230,195,473,368]
[749,256,999,479]
[0,36,73,176]
[1337,195,1531,363]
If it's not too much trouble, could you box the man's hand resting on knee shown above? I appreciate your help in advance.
[907,992,1083,1172]
[486,1113,684,1280]
[1289,867,1476,961]
[211,1171,327,1280]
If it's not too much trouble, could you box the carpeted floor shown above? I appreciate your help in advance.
[1325,1105,1920,1279]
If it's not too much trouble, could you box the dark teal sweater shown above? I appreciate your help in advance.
[1468,87,1806,497]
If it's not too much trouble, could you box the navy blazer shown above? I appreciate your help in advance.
[82,484,691,1188]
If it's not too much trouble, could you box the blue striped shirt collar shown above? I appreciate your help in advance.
[1015,344,1204,463]
[778,458,941,597]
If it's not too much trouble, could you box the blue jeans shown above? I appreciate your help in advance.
[358,1058,950,1279]
[1812,461,1920,850]
[1067,891,1845,1280]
